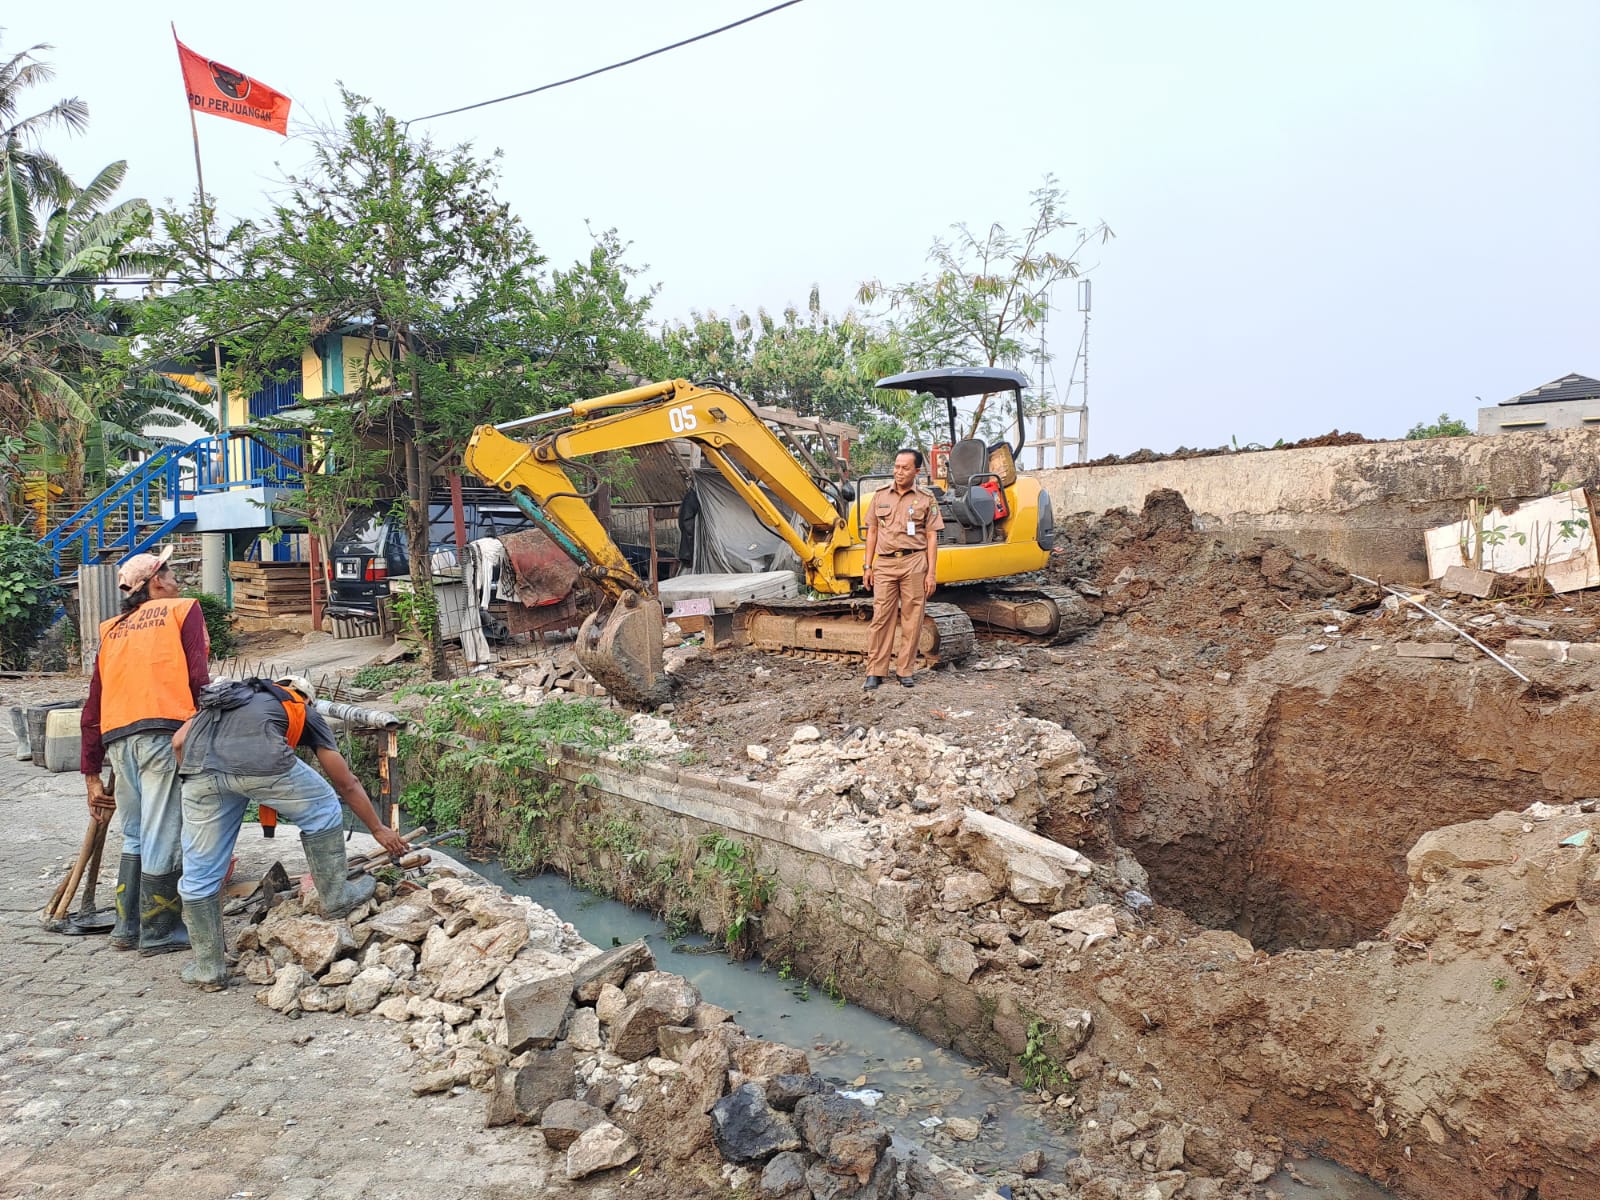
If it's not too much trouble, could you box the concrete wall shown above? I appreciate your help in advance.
[1477,399,1600,435]
[400,734,1039,1074]
[1035,428,1600,582]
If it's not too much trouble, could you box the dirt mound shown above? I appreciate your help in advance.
[1073,431,1378,468]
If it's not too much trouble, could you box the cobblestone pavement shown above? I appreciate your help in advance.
[0,689,673,1200]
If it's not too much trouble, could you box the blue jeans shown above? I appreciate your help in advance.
[107,733,184,874]
[179,759,345,901]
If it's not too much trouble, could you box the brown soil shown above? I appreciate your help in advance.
[657,489,1600,1199]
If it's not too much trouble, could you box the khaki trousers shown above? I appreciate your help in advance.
[866,551,927,678]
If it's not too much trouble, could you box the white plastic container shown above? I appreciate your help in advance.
[42,708,83,773]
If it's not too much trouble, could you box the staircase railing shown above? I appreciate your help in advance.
[37,429,310,579]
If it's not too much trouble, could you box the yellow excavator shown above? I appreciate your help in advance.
[462,368,1081,705]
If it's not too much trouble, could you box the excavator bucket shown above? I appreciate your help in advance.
[575,593,671,706]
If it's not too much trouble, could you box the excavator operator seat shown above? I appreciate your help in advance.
[949,484,997,533]
[943,437,998,541]
[946,439,989,488]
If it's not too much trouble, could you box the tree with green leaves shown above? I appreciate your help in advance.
[1406,413,1472,440]
[659,287,912,472]
[0,38,87,220]
[141,92,657,676]
[858,176,1112,439]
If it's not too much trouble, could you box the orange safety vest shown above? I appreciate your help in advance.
[251,681,309,835]
[96,597,201,741]
[276,686,308,748]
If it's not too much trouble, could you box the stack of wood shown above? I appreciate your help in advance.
[229,561,313,617]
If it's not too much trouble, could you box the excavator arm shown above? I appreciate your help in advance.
[464,379,856,595]
[461,379,859,707]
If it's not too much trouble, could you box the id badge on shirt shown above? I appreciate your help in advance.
[907,519,916,536]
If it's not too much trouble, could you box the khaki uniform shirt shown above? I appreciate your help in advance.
[871,484,945,554]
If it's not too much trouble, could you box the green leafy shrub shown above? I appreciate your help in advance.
[350,662,416,690]
[183,590,238,658]
[0,526,60,669]
[395,679,630,868]
[1406,413,1471,440]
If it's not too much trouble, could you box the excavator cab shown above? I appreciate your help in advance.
[874,367,1033,548]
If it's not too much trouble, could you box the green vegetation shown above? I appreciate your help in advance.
[0,525,59,668]
[138,92,659,679]
[1406,413,1472,440]
[858,176,1113,445]
[395,679,628,868]
[349,662,417,690]
[1491,976,1509,992]
[1019,1019,1072,1091]
[182,590,237,659]
[695,835,774,954]
[1,38,214,520]
[659,288,907,473]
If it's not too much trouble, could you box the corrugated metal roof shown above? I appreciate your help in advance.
[591,442,691,505]
[1500,373,1600,406]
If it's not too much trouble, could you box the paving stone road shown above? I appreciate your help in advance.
[0,689,684,1200]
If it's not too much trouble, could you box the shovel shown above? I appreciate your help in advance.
[63,818,115,935]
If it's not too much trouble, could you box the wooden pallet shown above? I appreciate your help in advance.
[229,561,313,615]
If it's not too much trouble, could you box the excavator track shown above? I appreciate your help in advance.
[942,582,1099,645]
[733,598,975,666]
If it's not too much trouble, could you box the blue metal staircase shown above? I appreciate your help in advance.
[37,430,307,579]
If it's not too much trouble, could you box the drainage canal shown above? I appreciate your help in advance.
[472,862,1393,1200]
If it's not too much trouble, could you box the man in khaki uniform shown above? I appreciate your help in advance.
[862,448,943,689]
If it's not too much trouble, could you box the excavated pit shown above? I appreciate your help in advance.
[1026,658,1600,952]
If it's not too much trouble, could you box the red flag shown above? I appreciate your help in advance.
[175,35,291,136]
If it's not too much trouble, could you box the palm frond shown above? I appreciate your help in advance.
[66,160,127,219]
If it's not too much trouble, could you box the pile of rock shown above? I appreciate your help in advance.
[243,871,592,1092]
[768,717,1104,832]
[487,935,1002,1196]
[241,869,1007,1197]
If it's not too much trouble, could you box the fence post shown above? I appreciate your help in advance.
[77,563,120,675]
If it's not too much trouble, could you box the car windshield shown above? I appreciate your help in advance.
[335,508,385,551]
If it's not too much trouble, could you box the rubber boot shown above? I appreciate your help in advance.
[137,870,190,956]
[180,893,227,991]
[109,854,141,950]
[300,828,376,919]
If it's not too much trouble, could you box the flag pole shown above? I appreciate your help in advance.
[174,24,229,447]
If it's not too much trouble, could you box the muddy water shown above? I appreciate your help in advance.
[475,864,1393,1200]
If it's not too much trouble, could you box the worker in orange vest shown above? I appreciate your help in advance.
[172,675,408,991]
[80,546,210,954]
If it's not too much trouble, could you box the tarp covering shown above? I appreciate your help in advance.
[687,467,803,576]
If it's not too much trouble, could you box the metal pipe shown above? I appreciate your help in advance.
[1349,573,1530,683]
[494,407,574,432]
[312,699,404,730]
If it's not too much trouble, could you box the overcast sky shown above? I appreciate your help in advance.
[12,1,1599,456]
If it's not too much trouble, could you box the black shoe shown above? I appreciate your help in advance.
[898,676,915,688]
[863,676,882,691]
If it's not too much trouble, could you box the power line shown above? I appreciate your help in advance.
[405,0,807,125]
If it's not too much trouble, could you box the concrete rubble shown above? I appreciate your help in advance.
[244,865,1019,1199]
